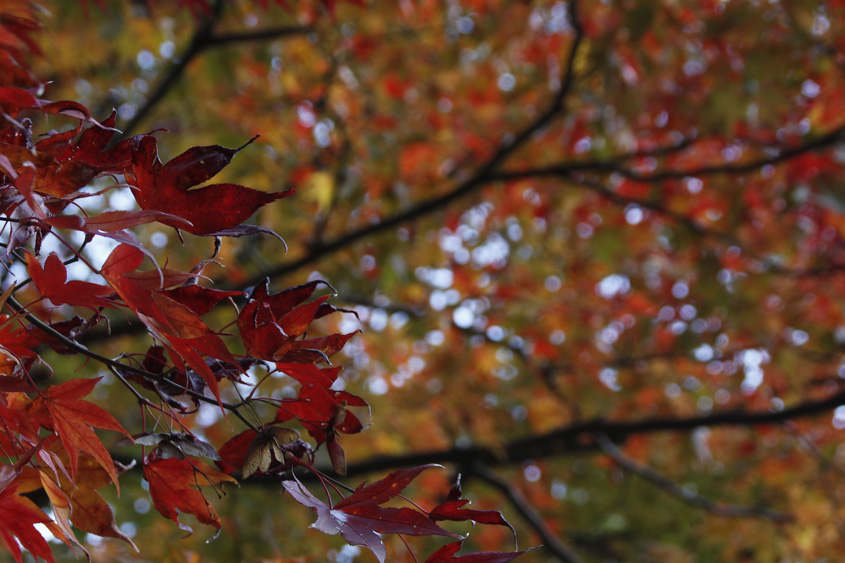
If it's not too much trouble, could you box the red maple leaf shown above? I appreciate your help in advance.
[273,331,359,363]
[26,251,116,311]
[284,465,460,563]
[100,244,240,405]
[158,285,244,316]
[128,135,292,235]
[142,458,236,534]
[273,363,368,443]
[430,475,514,530]
[237,280,331,359]
[42,377,132,490]
[0,484,56,563]
[425,541,529,562]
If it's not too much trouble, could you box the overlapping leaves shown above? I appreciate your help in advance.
[0,3,533,562]
[284,466,461,563]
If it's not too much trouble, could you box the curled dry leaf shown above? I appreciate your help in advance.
[117,432,220,461]
[242,426,300,479]
[326,434,346,476]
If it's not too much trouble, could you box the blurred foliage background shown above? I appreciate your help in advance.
[8,0,845,560]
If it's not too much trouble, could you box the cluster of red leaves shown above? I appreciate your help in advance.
[0,3,525,563]
[284,466,528,563]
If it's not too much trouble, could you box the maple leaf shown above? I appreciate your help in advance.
[237,280,335,360]
[143,457,237,534]
[100,244,240,405]
[42,377,132,490]
[273,331,360,364]
[27,112,130,198]
[46,209,192,234]
[128,135,293,235]
[0,484,55,563]
[31,445,137,551]
[158,285,244,316]
[284,465,460,563]
[425,541,529,563]
[100,244,193,328]
[25,251,116,311]
[39,469,88,559]
[217,427,313,478]
[68,486,137,550]
[273,363,368,443]
[430,475,514,530]
[216,429,257,475]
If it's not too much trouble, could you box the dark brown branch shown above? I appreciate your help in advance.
[329,387,845,478]
[206,25,313,47]
[237,165,499,287]
[118,2,310,139]
[230,15,837,291]
[6,297,256,429]
[469,463,583,563]
[595,434,790,521]
[238,0,586,289]
[238,123,845,290]
[494,125,845,184]
[480,0,584,172]
[119,5,222,139]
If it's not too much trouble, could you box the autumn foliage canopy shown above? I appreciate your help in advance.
[2,0,845,561]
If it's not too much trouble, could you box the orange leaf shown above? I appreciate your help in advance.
[69,487,137,550]
[43,378,131,491]
[143,458,237,534]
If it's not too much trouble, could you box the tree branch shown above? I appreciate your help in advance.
[469,462,583,563]
[479,0,584,172]
[530,172,845,277]
[238,0,586,289]
[118,4,311,139]
[6,297,256,429]
[327,387,845,478]
[494,125,845,184]
[206,25,313,47]
[233,21,841,291]
[595,434,790,521]
[119,5,221,139]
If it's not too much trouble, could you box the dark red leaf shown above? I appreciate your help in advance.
[284,470,459,563]
[430,475,513,528]
[159,285,244,316]
[42,378,132,490]
[335,465,439,509]
[143,458,236,534]
[425,541,529,563]
[26,251,115,311]
[0,485,55,563]
[128,135,292,235]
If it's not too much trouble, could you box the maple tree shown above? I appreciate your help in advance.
[3,0,845,561]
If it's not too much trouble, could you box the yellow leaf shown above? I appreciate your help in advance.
[302,171,335,211]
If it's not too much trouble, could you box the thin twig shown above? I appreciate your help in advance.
[494,125,845,184]
[5,296,256,429]
[596,434,790,521]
